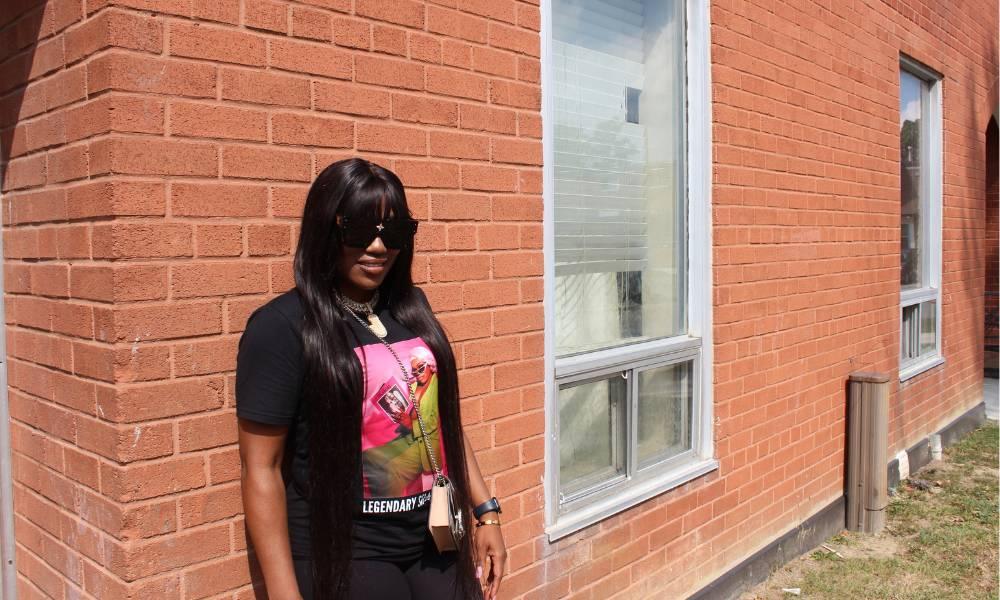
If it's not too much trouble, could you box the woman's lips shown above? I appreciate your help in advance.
[358,261,386,275]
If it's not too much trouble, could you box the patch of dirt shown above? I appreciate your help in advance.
[737,532,901,599]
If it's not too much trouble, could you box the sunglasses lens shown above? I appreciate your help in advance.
[339,219,418,249]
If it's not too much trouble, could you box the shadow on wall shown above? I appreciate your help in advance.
[0,0,47,190]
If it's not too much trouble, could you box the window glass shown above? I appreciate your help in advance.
[637,361,692,467]
[900,70,924,290]
[553,0,686,357]
[919,300,936,355]
[558,375,627,497]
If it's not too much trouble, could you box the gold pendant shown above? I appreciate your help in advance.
[368,314,388,338]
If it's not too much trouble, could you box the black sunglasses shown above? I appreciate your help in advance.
[336,216,418,250]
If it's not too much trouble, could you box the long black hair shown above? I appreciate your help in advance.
[292,158,477,599]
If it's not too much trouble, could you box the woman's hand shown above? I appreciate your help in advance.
[474,520,507,600]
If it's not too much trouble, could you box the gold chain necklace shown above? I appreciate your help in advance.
[338,290,388,338]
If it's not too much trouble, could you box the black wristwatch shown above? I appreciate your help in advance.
[472,497,502,520]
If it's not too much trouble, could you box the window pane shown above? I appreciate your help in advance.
[900,70,923,289]
[920,300,936,355]
[902,304,919,361]
[637,361,692,467]
[558,375,627,497]
[553,0,686,357]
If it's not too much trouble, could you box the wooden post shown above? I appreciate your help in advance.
[846,371,890,533]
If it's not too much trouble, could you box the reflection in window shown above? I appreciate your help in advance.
[553,0,686,357]
[900,70,924,289]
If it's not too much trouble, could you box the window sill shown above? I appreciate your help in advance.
[545,456,718,542]
[900,355,945,382]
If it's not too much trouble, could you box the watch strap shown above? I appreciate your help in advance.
[472,497,501,520]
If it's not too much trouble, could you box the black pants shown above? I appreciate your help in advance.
[293,552,466,600]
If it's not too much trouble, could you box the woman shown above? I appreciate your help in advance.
[236,158,506,600]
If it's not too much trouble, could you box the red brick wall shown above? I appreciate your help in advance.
[0,0,995,599]
[0,0,543,597]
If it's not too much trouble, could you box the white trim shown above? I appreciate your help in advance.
[542,0,715,539]
[540,0,558,534]
[898,57,943,376]
[900,355,946,382]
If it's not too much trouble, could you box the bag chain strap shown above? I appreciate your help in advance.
[341,305,446,485]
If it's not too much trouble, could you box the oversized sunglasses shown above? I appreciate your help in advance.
[335,216,418,250]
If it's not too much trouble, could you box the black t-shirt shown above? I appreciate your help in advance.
[235,289,448,562]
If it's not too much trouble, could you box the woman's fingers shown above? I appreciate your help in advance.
[488,548,506,599]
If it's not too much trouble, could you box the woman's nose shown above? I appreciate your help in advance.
[366,233,387,254]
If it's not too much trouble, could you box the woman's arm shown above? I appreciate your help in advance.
[239,418,302,600]
[464,434,507,600]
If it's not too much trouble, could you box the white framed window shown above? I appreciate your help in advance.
[898,57,944,381]
[542,0,715,539]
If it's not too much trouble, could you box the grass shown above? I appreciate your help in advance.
[742,422,999,600]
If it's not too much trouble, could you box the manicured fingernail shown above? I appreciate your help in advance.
[476,566,483,578]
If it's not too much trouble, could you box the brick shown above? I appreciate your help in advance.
[461,164,518,192]
[196,224,244,257]
[6,189,66,225]
[2,154,46,191]
[426,66,488,100]
[171,182,268,217]
[489,79,540,109]
[247,224,290,256]
[209,448,241,484]
[391,94,458,126]
[271,112,354,148]
[438,310,492,342]
[65,95,164,142]
[494,411,543,445]
[392,160,460,189]
[488,22,539,57]
[492,195,541,221]
[173,337,239,377]
[333,17,371,49]
[494,304,543,335]
[47,144,88,183]
[356,54,424,90]
[44,64,87,109]
[429,131,489,160]
[494,251,542,278]
[178,412,238,452]
[194,0,240,24]
[76,419,173,463]
[464,335,520,368]
[269,38,352,79]
[373,25,407,56]
[99,377,225,424]
[220,68,311,107]
[431,193,490,220]
[88,52,216,98]
[170,22,266,66]
[430,254,490,282]
[112,303,222,343]
[473,46,516,78]
[270,185,309,218]
[170,102,268,141]
[65,8,163,64]
[356,0,425,28]
[357,123,426,155]
[92,223,192,259]
[517,56,540,84]
[442,39,472,69]
[316,81,390,117]
[184,554,252,599]
[244,0,288,33]
[107,522,228,578]
[90,137,216,178]
[427,6,488,43]
[492,137,542,165]
[67,180,165,219]
[222,145,312,182]
[292,6,332,41]
[171,262,269,298]
[409,33,441,63]
[459,104,516,134]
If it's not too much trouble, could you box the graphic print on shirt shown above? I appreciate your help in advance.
[357,339,447,515]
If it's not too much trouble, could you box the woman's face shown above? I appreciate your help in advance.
[336,224,400,301]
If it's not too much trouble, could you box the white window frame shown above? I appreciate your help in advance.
[898,56,944,382]
[541,0,715,540]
